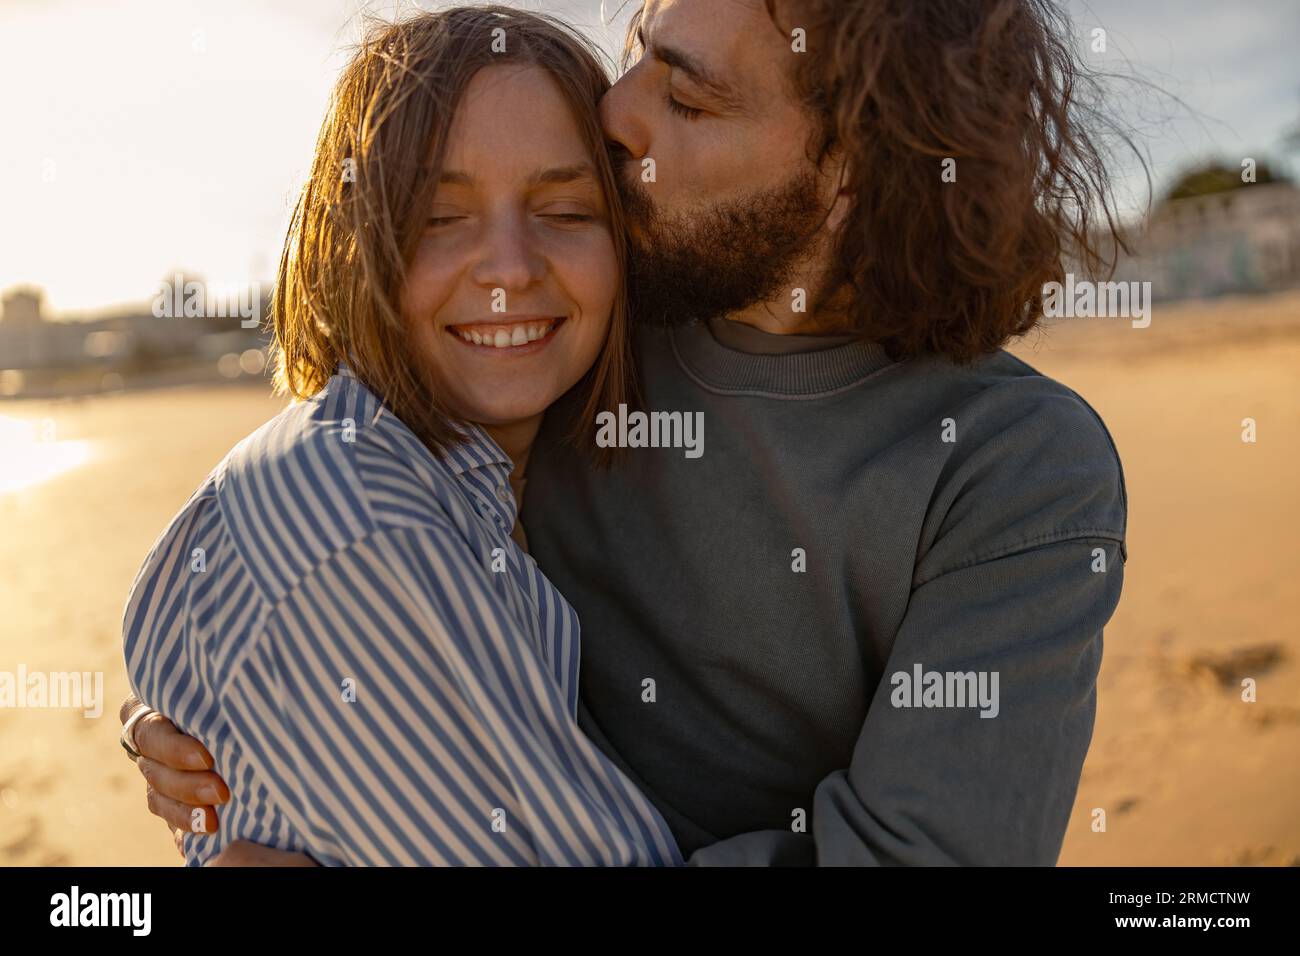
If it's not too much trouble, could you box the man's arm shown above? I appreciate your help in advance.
[128,533,1119,866]
[688,534,1123,865]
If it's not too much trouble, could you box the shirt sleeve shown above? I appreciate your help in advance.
[687,533,1123,865]
[217,524,682,866]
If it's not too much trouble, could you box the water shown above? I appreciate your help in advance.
[0,414,93,494]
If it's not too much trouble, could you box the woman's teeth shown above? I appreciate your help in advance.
[455,320,556,348]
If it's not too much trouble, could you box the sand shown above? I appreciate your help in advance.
[1010,293,1300,866]
[0,382,288,865]
[1,291,1297,866]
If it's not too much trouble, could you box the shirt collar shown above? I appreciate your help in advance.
[441,421,513,476]
[334,361,518,532]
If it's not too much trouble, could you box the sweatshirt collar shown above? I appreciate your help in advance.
[668,318,897,396]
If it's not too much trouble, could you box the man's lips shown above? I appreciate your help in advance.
[445,315,567,350]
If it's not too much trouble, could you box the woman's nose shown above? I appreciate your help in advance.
[470,217,546,296]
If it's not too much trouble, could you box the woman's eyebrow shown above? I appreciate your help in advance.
[526,163,598,187]
[435,165,597,190]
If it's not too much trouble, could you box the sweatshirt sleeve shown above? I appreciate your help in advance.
[689,380,1127,866]
[690,534,1122,865]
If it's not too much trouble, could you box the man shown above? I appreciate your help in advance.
[120,0,1127,865]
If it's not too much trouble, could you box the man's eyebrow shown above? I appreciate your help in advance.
[649,40,746,112]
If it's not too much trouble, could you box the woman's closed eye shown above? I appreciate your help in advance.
[427,205,469,229]
[535,202,598,225]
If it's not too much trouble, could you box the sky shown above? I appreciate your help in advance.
[1,0,1297,318]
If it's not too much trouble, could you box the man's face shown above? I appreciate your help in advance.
[601,0,835,327]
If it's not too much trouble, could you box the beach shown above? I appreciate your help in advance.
[1014,293,1300,866]
[1,292,1297,866]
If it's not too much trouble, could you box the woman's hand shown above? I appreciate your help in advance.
[206,841,318,867]
[119,694,230,854]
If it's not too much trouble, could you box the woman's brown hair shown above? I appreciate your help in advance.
[273,5,633,459]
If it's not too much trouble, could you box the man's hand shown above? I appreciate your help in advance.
[119,694,230,855]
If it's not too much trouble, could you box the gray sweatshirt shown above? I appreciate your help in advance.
[521,316,1127,866]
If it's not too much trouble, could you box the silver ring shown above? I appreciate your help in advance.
[120,704,153,761]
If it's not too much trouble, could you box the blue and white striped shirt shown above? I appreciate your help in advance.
[122,365,682,866]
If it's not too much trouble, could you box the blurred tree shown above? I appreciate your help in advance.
[1164,160,1291,201]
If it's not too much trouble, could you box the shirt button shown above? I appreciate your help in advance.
[495,485,512,503]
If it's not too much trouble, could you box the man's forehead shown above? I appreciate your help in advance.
[640,0,782,78]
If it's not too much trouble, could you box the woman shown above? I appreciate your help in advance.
[122,7,681,866]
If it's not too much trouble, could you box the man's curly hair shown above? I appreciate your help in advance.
[773,0,1129,361]
[625,0,1131,362]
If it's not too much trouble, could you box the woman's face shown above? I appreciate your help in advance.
[403,64,618,427]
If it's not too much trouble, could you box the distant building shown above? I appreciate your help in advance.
[0,282,270,375]
[0,288,83,368]
[2,288,43,326]
[1093,181,1300,301]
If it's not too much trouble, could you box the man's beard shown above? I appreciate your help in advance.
[617,165,829,328]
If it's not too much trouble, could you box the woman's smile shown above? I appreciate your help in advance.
[444,314,569,353]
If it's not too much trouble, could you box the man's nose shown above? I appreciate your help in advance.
[599,74,649,160]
